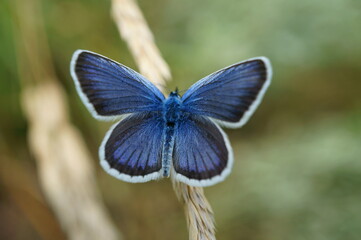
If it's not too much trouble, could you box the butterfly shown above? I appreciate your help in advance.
[70,50,272,187]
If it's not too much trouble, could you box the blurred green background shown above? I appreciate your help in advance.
[1,0,361,239]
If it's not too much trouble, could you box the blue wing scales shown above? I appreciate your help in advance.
[181,57,272,128]
[71,50,165,120]
[172,115,233,187]
[100,112,164,182]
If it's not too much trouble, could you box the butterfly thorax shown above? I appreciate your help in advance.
[163,92,182,125]
[161,91,182,177]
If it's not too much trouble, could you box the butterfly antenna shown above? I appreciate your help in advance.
[177,88,187,94]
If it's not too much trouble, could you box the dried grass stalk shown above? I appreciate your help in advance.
[14,0,121,239]
[111,0,216,239]
[22,83,121,240]
[172,180,216,240]
[112,0,171,89]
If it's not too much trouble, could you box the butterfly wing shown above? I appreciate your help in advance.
[172,115,232,187]
[181,57,272,128]
[71,50,165,121]
[100,112,165,182]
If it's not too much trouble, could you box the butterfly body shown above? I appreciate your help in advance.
[161,90,182,177]
[71,50,272,187]
[163,90,182,125]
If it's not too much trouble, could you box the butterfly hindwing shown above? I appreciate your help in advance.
[181,57,272,128]
[100,112,164,182]
[172,115,233,187]
[71,50,165,121]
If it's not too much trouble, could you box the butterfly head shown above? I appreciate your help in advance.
[169,87,180,98]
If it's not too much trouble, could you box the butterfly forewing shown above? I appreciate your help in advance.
[71,50,165,120]
[181,57,271,128]
[172,115,232,187]
[100,112,164,182]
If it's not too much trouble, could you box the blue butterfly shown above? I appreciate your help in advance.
[70,50,272,187]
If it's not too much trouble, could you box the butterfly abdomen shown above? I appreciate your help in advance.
[161,125,175,177]
[161,93,182,177]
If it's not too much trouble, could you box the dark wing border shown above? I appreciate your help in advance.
[172,118,233,187]
[99,114,164,183]
[182,57,272,128]
[70,49,165,121]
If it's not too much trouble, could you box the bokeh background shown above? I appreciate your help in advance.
[1,0,361,239]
